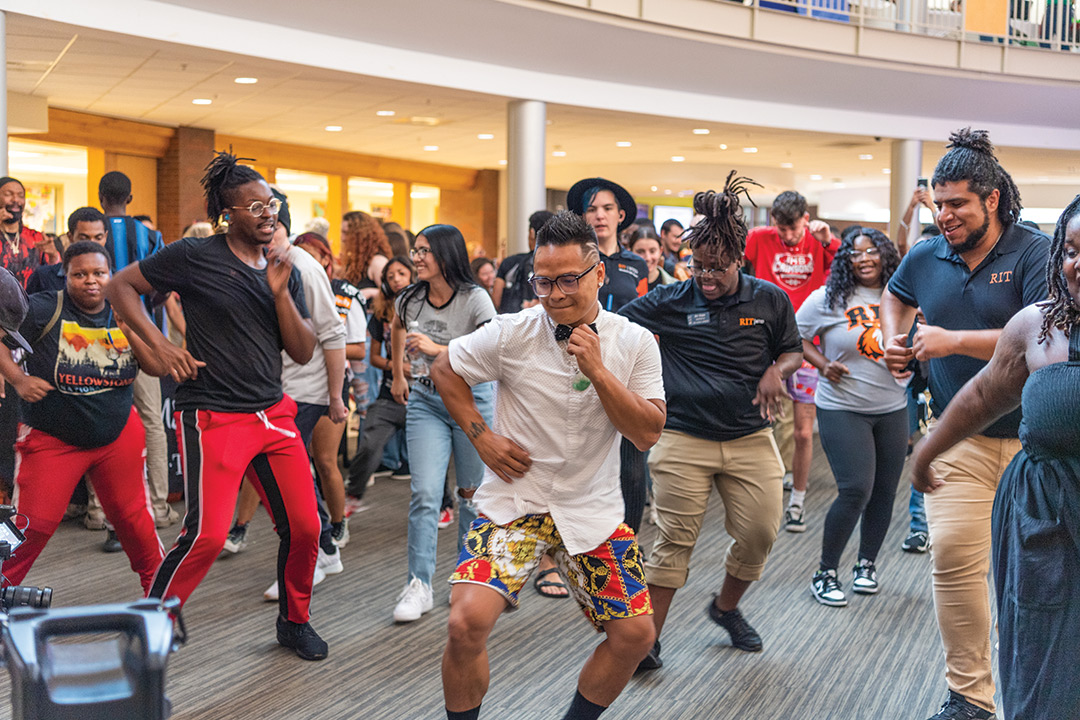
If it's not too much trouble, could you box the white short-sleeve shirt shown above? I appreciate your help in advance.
[448,304,664,555]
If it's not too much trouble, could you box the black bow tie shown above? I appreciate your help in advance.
[554,323,598,342]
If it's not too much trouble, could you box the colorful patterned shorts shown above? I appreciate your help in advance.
[785,360,818,404]
[450,514,652,631]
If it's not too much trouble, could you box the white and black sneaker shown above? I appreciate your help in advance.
[902,530,930,553]
[784,505,806,533]
[810,569,847,607]
[852,559,879,594]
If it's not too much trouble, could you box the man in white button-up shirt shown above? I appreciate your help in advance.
[431,211,666,720]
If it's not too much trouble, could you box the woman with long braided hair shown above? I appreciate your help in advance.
[620,172,803,669]
[911,195,1080,719]
[108,151,329,660]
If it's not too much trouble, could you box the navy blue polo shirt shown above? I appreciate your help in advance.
[887,222,1049,438]
[620,275,801,442]
[598,249,648,312]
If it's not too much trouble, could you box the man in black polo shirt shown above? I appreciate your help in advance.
[491,209,552,314]
[659,218,685,275]
[621,177,802,669]
[881,129,1048,720]
[27,207,108,294]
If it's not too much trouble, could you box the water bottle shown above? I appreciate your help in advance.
[407,320,429,379]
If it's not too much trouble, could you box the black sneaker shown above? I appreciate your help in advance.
[810,569,847,607]
[706,600,763,652]
[784,505,806,533]
[276,615,329,661]
[902,530,931,553]
[390,462,411,480]
[636,639,663,672]
[371,464,394,479]
[102,529,122,553]
[851,559,879,595]
[925,691,995,719]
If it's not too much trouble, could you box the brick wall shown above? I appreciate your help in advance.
[157,127,215,243]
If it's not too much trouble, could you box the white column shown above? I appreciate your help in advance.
[0,11,7,177]
[506,100,546,256]
[889,139,922,247]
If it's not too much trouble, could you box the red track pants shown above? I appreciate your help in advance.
[148,395,320,623]
[8,408,164,592]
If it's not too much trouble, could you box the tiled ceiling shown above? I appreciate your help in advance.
[7,12,1080,200]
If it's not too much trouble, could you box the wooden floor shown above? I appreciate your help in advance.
[0,438,995,720]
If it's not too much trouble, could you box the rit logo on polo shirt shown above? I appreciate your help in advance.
[739,317,765,327]
[989,271,1013,284]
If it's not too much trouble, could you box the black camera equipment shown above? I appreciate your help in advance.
[0,505,51,612]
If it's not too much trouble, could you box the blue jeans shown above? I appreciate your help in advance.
[908,486,927,534]
[405,381,494,586]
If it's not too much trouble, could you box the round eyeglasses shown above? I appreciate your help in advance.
[528,261,600,298]
[230,198,282,218]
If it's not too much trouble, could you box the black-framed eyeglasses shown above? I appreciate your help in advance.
[230,198,282,218]
[409,247,431,260]
[686,259,733,278]
[528,261,600,298]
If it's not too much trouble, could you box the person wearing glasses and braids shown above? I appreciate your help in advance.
[389,224,496,624]
[435,210,665,720]
[0,242,165,592]
[107,151,328,661]
[795,228,908,608]
[620,173,803,670]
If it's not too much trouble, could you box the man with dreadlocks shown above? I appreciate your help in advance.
[909,195,1080,720]
[620,173,802,669]
[108,151,329,661]
[881,129,1049,720]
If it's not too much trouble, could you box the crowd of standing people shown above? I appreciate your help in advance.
[0,125,1074,720]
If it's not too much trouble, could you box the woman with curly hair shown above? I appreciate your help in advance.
[911,196,1080,720]
[340,210,391,301]
[796,227,908,607]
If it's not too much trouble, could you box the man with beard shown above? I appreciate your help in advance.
[0,176,46,500]
[881,128,1049,720]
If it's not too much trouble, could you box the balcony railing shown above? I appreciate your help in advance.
[732,0,1077,51]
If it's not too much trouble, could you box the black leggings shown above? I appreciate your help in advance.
[620,437,647,534]
[817,406,908,570]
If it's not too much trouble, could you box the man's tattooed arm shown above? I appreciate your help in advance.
[467,421,488,440]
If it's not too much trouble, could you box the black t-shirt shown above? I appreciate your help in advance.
[18,291,137,448]
[25,263,65,295]
[138,234,310,413]
[368,312,394,400]
[598,249,648,312]
[620,276,801,442]
[887,223,1049,438]
[495,251,536,313]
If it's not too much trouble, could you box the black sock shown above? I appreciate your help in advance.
[446,706,481,720]
[562,690,607,720]
[319,533,337,554]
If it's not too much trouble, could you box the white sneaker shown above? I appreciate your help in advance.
[263,566,326,602]
[318,547,344,575]
[393,578,434,623]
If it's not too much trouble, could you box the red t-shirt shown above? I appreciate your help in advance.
[1,226,45,289]
[744,226,840,311]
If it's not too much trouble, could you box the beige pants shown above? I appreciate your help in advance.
[927,431,1021,713]
[645,428,784,588]
[87,370,169,521]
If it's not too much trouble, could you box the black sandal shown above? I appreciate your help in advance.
[533,567,570,599]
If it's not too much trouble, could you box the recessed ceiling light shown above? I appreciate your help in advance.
[477,133,495,140]
[781,162,794,169]
[1037,176,1050,182]
[719,144,728,150]
[616,141,632,148]
[650,186,658,192]
[742,147,758,153]
[234,77,258,84]
[859,154,874,160]
[376,110,396,117]
[552,150,566,157]
[671,156,685,162]
[192,98,212,105]
[882,168,892,174]
[325,125,343,132]
[423,145,439,151]
[809,174,823,180]
[692,128,710,135]
[664,189,672,195]
[498,159,507,166]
